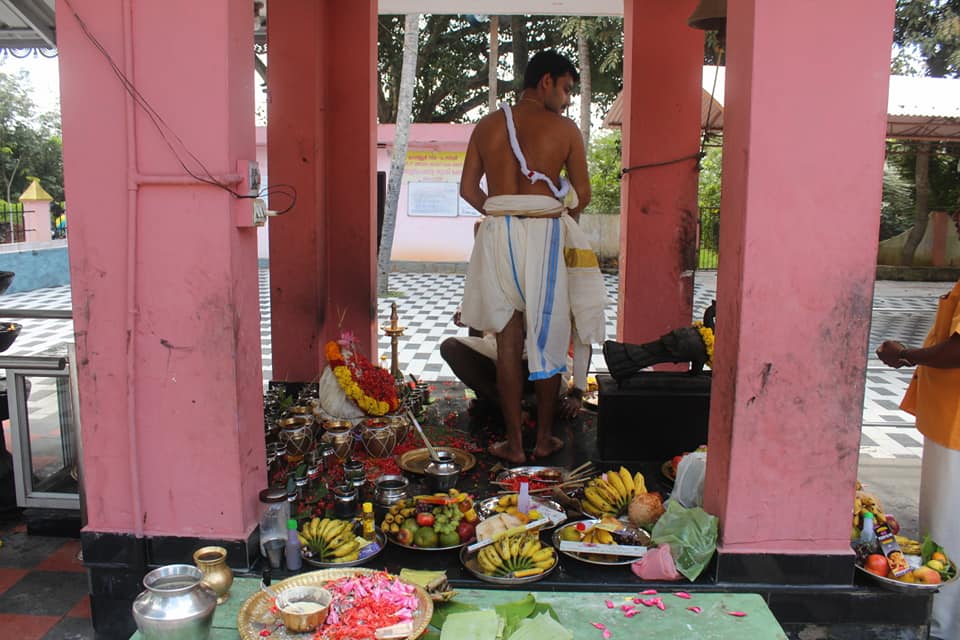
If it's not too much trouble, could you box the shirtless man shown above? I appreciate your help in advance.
[459,50,596,464]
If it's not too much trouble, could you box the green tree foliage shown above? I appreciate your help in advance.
[894,0,960,77]
[585,129,621,213]
[0,71,62,203]
[880,158,916,239]
[377,15,623,123]
[885,142,960,228]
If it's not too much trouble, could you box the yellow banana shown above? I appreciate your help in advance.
[315,518,331,540]
[297,533,309,547]
[331,539,359,558]
[532,547,554,563]
[594,478,623,508]
[619,467,635,497]
[323,520,350,542]
[584,488,615,514]
[634,472,647,494]
[534,558,554,570]
[607,470,626,501]
[594,529,614,545]
[336,550,359,563]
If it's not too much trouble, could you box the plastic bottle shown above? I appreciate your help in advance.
[517,481,531,514]
[285,519,302,571]
[361,502,376,541]
[258,487,290,569]
[859,512,877,547]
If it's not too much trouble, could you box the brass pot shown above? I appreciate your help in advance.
[277,416,315,463]
[321,421,356,462]
[360,418,398,458]
[192,546,233,605]
[385,414,411,444]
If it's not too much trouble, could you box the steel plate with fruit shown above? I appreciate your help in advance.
[552,518,651,566]
[477,493,567,530]
[297,517,385,567]
[382,489,479,550]
[460,531,558,585]
[855,535,957,592]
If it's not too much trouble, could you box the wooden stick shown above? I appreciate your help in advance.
[569,461,594,477]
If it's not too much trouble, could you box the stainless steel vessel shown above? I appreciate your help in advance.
[132,564,217,640]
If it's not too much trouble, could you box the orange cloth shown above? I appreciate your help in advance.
[900,279,960,450]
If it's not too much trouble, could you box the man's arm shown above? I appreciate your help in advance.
[460,131,487,214]
[878,334,960,369]
[564,119,591,219]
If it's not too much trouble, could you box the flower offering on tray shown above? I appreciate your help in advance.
[323,332,399,417]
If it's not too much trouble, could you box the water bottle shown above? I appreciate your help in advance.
[859,512,877,548]
[285,519,302,571]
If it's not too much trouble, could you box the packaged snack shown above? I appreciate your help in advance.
[875,522,910,577]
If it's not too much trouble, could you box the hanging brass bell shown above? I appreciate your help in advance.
[688,0,727,32]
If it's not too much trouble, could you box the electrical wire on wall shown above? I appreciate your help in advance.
[61,0,296,215]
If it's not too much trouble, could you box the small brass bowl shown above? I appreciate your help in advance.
[276,586,331,632]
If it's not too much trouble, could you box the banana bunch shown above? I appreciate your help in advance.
[895,535,922,555]
[582,467,646,517]
[851,490,885,533]
[475,532,555,578]
[298,517,360,563]
[380,504,417,535]
[493,494,542,522]
[581,526,615,545]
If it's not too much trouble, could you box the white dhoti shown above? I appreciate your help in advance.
[460,194,607,381]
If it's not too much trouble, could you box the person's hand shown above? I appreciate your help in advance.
[558,388,583,420]
[876,340,911,368]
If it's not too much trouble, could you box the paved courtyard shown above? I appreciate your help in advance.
[0,270,946,463]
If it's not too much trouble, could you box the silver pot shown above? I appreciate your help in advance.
[424,455,461,493]
[132,564,217,640]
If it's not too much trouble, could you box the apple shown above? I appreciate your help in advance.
[884,515,900,535]
[864,554,889,577]
[416,512,435,527]
[912,566,943,584]
[396,528,413,545]
[456,520,476,543]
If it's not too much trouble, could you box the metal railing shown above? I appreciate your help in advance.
[698,207,719,270]
[0,202,25,244]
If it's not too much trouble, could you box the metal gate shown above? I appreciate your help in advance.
[0,202,25,244]
[698,207,719,270]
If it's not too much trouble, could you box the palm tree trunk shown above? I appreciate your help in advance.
[377,14,420,295]
[901,142,931,266]
[577,22,592,148]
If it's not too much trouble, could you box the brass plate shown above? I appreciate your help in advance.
[236,568,433,640]
[552,519,647,566]
[398,447,476,475]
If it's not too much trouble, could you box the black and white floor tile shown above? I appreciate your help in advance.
[0,270,942,461]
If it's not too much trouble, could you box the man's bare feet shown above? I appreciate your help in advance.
[531,435,564,459]
[488,440,527,465]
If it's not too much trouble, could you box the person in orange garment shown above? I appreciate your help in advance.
[876,208,960,640]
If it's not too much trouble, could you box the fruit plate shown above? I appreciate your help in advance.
[387,534,468,552]
[552,519,646,566]
[301,530,387,568]
[236,568,432,640]
[855,562,958,593]
[476,496,567,530]
[495,465,568,484]
[398,447,477,474]
[459,544,558,585]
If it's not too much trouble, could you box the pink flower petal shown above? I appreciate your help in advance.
[687,606,702,614]
[624,610,640,618]
[620,604,633,612]
[639,598,657,607]
[605,600,614,609]
[655,600,666,611]
[674,592,692,599]
[602,631,611,640]
[591,622,607,630]
[640,589,658,595]
[632,598,642,604]
[728,611,748,617]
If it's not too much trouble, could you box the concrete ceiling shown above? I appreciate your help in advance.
[0,0,55,49]
[379,1,623,16]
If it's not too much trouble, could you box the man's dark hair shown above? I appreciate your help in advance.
[523,50,579,89]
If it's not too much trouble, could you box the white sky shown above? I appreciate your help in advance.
[0,53,60,114]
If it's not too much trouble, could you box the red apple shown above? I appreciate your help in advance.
[416,512,435,527]
[396,528,413,545]
[885,515,900,535]
[912,566,942,584]
[456,520,476,543]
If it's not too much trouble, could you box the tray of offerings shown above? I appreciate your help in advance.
[237,569,432,639]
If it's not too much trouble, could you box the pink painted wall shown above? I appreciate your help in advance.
[619,0,702,344]
[378,123,478,263]
[703,0,895,555]
[58,0,264,538]
[21,198,50,244]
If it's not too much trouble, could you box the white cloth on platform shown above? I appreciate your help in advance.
[460,194,606,382]
[919,437,960,640]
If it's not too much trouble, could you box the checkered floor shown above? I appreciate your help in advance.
[0,270,943,461]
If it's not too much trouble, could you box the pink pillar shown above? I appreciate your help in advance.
[57,0,263,540]
[619,0,703,343]
[703,0,895,560]
[268,0,378,382]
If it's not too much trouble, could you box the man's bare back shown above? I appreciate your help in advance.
[460,82,590,217]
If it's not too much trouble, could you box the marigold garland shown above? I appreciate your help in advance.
[692,321,715,368]
[326,338,399,416]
